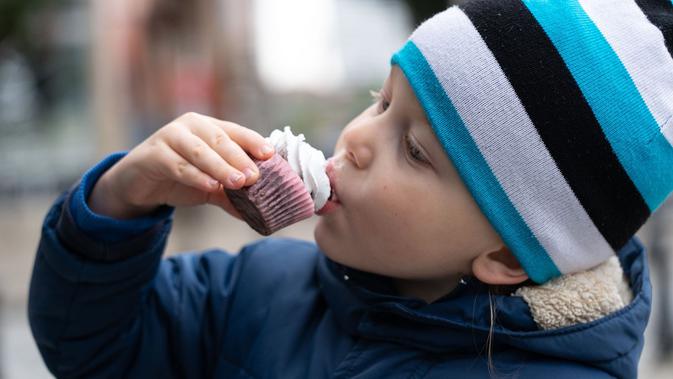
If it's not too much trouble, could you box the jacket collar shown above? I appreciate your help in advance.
[317,237,650,370]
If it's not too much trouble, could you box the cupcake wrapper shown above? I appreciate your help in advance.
[225,154,314,235]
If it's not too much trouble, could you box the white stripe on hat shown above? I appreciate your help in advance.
[578,0,673,147]
[664,119,673,144]
[410,7,614,273]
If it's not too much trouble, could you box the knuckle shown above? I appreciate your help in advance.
[146,139,166,157]
[147,135,159,146]
[191,142,206,159]
[181,111,199,121]
[164,121,184,136]
[212,131,229,147]
[175,160,190,177]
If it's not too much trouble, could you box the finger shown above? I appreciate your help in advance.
[157,143,222,193]
[203,116,275,160]
[188,119,261,186]
[166,126,246,189]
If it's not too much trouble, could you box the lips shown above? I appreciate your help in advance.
[316,158,341,215]
[326,159,340,203]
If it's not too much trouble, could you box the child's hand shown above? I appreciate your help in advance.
[88,112,275,220]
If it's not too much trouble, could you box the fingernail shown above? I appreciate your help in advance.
[243,167,256,179]
[209,179,220,188]
[229,172,243,185]
[260,144,274,155]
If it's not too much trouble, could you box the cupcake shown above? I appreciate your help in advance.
[225,126,331,235]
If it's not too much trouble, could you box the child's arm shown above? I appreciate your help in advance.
[28,113,275,377]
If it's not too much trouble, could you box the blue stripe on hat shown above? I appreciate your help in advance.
[523,0,673,211]
[391,40,561,283]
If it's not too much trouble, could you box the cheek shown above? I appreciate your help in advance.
[315,161,486,278]
[353,185,451,261]
[314,182,416,268]
[362,183,482,272]
[314,186,473,279]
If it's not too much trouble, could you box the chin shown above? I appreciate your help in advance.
[313,219,379,274]
[314,221,349,265]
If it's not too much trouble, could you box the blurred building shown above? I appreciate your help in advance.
[92,0,249,151]
[0,0,92,196]
[94,0,411,154]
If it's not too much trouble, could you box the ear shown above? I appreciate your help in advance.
[472,246,529,285]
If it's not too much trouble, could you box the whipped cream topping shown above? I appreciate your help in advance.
[267,126,330,212]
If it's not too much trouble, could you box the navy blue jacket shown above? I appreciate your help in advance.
[29,156,651,379]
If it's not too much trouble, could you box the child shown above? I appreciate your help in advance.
[29,0,673,378]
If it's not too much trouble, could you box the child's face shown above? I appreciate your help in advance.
[314,66,505,281]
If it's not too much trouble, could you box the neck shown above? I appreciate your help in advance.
[393,274,463,304]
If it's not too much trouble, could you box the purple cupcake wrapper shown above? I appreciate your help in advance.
[225,154,315,235]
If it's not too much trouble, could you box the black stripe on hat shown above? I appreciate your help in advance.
[635,0,673,58]
[459,0,650,251]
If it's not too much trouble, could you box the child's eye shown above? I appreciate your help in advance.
[370,89,391,113]
[404,133,428,164]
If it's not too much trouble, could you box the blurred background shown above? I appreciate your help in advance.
[0,0,671,377]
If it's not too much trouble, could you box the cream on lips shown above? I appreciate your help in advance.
[266,126,331,212]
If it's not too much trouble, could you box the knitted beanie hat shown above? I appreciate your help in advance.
[391,0,673,283]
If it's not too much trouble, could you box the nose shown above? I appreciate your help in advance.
[340,119,375,169]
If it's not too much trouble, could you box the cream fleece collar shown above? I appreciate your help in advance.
[515,257,633,330]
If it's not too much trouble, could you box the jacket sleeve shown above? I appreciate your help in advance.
[68,151,175,243]
[28,160,245,378]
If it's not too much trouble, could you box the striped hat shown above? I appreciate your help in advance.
[392,0,673,283]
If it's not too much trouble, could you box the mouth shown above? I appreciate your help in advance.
[316,158,341,215]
